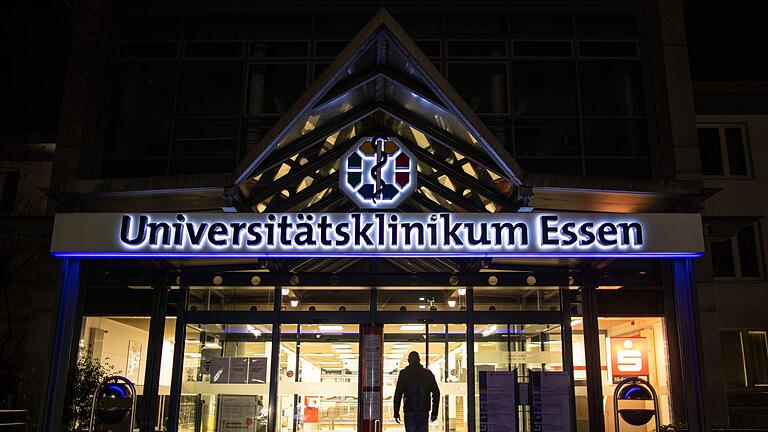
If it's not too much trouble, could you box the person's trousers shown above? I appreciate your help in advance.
[404,411,429,432]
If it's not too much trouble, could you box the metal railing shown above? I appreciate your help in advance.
[0,410,29,432]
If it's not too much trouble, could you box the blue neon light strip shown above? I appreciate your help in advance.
[52,251,703,259]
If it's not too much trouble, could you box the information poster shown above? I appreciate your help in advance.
[229,357,249,383]
[210,357,230,384]
[249,357,268,383]
[363,391,382,420]
[541,372,570,431]
[530,371,571,432]
[217,395,256,432]
[362,332,382,386]
[479,370,518,432]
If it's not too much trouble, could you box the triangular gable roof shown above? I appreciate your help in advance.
[233,9,526,192]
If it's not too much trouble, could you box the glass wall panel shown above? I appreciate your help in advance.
[179,323,273,432]
[277,324,360,431]
[280,287,369,311]
[79,316,151,398]
[378,288,467,311]
[79,316,177,430]
[428,324,468,432]
[473,287,561,311]
[188,287,275,312]
[598,317,670,432]
[384,324,427,431]
[473,324,563,431]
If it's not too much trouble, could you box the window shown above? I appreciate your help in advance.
[107,10,652,178]
[697,125,751,176]
[447,63,509,114]
[179,323,273,432]
[721,331,748,386]
[706,220,762,278]
[0,171,20,212]
[721,330,768,387]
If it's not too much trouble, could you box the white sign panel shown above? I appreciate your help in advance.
[50,212,704,258]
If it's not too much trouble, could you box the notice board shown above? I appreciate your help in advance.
[530,371,571,432]
[479,370,518,432]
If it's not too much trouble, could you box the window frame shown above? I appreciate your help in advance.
[705,221,764,280]
[721,329,768,389]
[0,170,21,213]
[697,123,753,178]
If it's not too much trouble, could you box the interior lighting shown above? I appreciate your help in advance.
[400,325,425,331]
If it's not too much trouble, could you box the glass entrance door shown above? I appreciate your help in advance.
[277,324,360,432]
[382,323,469,432]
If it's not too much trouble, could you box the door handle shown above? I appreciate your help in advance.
[374,419,381,432]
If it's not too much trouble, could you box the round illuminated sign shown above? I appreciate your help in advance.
[340,136,417,209]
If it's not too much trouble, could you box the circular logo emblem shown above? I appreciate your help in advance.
[340,136,417,209]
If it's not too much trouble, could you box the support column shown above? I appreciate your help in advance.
[42,258,82,431]
[466,288,476,432]
[560,288,578,432]
[167,287,189,432]
[581,272,605,432]
[140,286,170,432]
[673,259,707,431]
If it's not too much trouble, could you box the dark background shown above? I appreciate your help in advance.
[1,0,766,136]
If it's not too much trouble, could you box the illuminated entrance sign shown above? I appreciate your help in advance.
[51,212,704,258]
[339,137,417,209]
[610,337,649,383]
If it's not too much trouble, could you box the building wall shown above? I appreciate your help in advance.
[696,113,768,427]
[34,0,712,430]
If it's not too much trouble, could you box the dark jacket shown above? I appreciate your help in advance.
[393,364,440,415]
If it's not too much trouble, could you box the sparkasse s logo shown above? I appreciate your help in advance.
[340,136,417,209]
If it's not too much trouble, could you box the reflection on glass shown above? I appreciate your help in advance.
[179,323,273,432]
[473,324,563,431]
[278,324,359,431]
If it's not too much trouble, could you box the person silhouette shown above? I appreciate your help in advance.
[393,351,440,432]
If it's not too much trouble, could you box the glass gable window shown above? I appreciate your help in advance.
[107,10,653,178]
